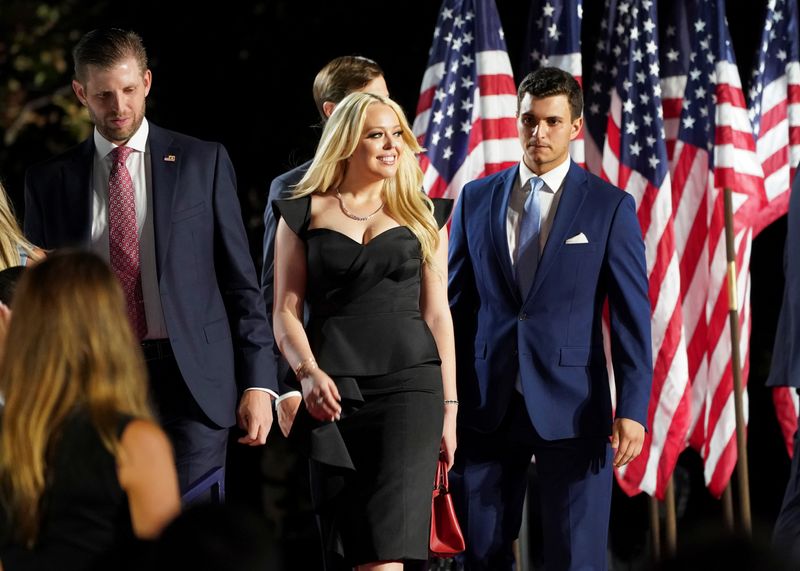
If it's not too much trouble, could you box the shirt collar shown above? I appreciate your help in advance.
[518,154,571,193]
[93,118,149,159]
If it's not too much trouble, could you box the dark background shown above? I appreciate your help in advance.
[0,1,791,568]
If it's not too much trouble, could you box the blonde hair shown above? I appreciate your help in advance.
[0,182,36,269]
[0,250,153,545]
[293,92,440,265]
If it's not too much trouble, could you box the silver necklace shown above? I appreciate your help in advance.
[335,188,384,222]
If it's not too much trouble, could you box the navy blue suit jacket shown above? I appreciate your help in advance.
[23,122,277,427]
[767,172,800,389]
[448,161,653,439]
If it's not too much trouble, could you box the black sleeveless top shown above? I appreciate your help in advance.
[274,195,453,376]
[0,411,134,571]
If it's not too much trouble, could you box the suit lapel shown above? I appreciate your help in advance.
[147,123,180,275]
[489,167,521,304]
[62,138,94,246]
[526,161,588,301]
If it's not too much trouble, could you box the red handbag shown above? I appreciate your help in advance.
[430,456,465,558]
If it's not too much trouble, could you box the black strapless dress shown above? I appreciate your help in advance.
[275,195,453,567]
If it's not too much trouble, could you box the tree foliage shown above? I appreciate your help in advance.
[0,1,108,204]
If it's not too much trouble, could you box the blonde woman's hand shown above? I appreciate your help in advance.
[301,369,342,422]
[441,406,457,470]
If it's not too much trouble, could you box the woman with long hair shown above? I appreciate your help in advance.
[0,182,43,269]
[273,92,458,570]
[0,250,180,570]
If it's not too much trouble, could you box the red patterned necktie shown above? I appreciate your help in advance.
[108,146,147,339]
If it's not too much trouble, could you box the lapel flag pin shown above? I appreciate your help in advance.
[163,154,176,162]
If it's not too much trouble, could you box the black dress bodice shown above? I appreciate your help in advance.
[0,410,134,571]
[274,195,453,376]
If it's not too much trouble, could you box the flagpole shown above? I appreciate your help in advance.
[723,187,752,536]
[649,496,661,563]
[664,477,677,557]
[722,485,735,531]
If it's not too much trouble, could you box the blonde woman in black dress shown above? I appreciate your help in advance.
[273,92,457,570]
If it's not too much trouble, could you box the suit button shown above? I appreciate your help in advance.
[512,349,518,356]
[519,313,527,321]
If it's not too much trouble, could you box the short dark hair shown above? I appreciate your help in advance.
[517,67,583,120]
[73,28,148,84]
[312,55,384,121]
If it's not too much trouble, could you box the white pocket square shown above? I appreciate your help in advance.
[565,232,589,244]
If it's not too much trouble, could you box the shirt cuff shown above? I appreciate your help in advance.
[275,390,302,406]
[244,387,279,400]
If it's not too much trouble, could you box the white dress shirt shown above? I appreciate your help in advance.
[506,154,571,265]
[91,119,168,339]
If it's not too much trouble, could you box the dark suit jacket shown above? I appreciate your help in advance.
[448,161,653,439]
[260,160,311,394]
[767,172,800,388]
[24,122,277,427]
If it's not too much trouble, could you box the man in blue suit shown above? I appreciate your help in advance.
[448,67,653,570]
[769,172,800,561]
[24,28,277,492]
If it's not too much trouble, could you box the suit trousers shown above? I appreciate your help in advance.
[145,343,229,496]
[450,392,613,571]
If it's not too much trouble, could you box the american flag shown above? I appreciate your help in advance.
[748,0,800,236]
[413,0,519,199]
[660,0,764,498]
[521,0,585,167]
[585,0,691,500]
[747,0,800,458]
[583,1,616,177]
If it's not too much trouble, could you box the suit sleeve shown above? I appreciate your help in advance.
[260,178,297,394]
[448,188,479,385]
[261,177,286,319]
[23,168,45,248]
[767,171,800,388]
[211,143,278,394]
[605,193,653,429]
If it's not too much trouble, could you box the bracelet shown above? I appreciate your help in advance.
[294,357,318,380]
[444,399,459,405]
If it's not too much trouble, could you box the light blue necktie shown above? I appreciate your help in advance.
[516,176,544,297]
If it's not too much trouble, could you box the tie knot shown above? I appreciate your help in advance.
[528,176,543,193]
[110,146,134,164]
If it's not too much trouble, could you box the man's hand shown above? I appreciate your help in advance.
[276,394,302,438]
[236,390,274,446]
[611,417,645,468]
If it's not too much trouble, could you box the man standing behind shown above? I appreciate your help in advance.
[24,28,277,492]
[448,67,653,570]
[261,56,388,436]
[769,172,800,562]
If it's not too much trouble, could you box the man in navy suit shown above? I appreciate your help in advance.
[448,67,653,570]
[769,172,800,560]
[24,28,277,492]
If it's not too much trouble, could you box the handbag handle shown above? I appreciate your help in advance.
[434,456,449,493]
